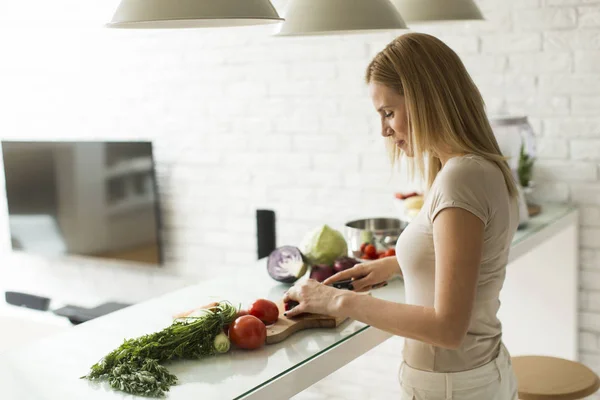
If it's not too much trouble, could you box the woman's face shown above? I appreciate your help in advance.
[368,82,412,156]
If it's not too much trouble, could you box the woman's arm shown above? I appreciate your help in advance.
[390,256,403,278]
[336,207,484,349]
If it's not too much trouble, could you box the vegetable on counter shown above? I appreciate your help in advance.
[309,256,360,282]
[284,300,299,312]
[228,315,267,350]
[333,256,361,273]
[81,301,238,398]
[309,264,335,282]
[248,298,279,325]
[172,301,219,319]
[267,246,309,283]
[214,331,231,353]
[300,224,348,266]
[395,191,420,200]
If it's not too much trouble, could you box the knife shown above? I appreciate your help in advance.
[326,278,388,291]
[284,279,388,312]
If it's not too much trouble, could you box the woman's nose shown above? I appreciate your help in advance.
[381,123,394,138]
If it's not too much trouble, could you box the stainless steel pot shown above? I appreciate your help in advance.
[344,217,408,258]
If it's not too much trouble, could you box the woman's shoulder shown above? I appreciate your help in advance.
[443,154,505,181]
[436,154,489,186]
[427,154,499,225]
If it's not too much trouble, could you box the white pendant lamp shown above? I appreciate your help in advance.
[391,0,483,23]
[275,0,407,36]
[107,0,283,29]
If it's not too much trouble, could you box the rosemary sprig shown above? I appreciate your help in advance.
[82,301,238,398]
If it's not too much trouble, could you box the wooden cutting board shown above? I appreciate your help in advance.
[265,301,348,345]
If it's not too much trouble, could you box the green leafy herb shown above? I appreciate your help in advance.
[81,301,238,398]
[518,142,535,188]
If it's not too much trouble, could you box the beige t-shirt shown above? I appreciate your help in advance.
[396,154,519,373]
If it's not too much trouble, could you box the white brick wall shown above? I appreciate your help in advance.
[2,0,600,389]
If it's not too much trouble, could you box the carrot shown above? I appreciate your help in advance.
[173,301,219,319]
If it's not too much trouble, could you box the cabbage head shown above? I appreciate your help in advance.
[300,224,348,266]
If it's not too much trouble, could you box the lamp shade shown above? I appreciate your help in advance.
[391,0,483,23]
[107,0,283,29]
[275,0,407,36]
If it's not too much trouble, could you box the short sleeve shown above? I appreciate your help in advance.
[427,158,490,226]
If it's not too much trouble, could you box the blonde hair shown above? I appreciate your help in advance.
[365,32,517,198]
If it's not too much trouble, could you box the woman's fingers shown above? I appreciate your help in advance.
[283,302,305,318]
[322,264,365,286]
[350,275,374,292]
[283,287,297,303]
[353,279,389,292]
[322,271,348,285]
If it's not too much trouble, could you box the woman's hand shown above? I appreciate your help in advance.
[282,279,350,319]
[323,257,399,292]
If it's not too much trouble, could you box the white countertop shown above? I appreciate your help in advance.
[0,204,577,400]
[0,262,404,400]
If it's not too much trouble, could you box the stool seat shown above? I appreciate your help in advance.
[512,355,600,400]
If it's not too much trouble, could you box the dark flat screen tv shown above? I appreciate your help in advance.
[1,140,163,266]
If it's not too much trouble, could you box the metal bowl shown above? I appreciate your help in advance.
[344,217,408,258]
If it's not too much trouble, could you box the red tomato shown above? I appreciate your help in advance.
[229,315,267,350]
[226,309,249,334]
[248,299,279,325]
[364,244,377,258]
[378,253,386,259]
[360,242,368,254]
[384,248,396,257]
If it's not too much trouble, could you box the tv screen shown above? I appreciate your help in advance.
[1,141,163,266]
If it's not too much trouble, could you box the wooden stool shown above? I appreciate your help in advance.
[512,355,600,400]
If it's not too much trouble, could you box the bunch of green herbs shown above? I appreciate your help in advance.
[81,301,238,398]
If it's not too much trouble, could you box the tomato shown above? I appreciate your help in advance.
[364,244,377,258]
[229,315,267,350]
[378,253,386,259]
[360,242,368,253]
[248,299,279,325]
[225,309,249,334]
[384,248,396,257]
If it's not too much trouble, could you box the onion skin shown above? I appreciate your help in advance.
[309,264,335,283]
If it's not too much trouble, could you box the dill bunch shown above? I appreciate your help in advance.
[82,301,238,398]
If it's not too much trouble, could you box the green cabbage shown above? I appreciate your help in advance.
[301,224,348,266]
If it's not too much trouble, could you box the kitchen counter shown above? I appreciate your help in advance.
[0,203,578,400]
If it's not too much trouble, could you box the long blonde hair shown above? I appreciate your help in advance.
[365,32,517,198]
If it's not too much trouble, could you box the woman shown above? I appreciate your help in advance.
[283,32,520,400]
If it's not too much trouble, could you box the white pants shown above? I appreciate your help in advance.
[398,343,518,400]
